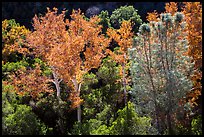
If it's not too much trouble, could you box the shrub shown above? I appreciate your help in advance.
[109,101,157,135]
[2,83,50,135]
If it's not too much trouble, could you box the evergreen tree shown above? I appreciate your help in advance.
[110,5,142,34]
[129,12,194,134]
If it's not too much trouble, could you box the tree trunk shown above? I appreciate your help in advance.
[167,78,174,135]
[52,69,62,100]
[72,78,82,123]
[77,105,81,123]
[77,83,82,123]
[52,70,65,134]
[122,62,129,135]
[167,112,173,135]
[122,63,127,106]
[56,81,61,100]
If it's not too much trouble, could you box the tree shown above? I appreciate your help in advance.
[110,5,142,34]
[2,19,30,63]
[146,1,202,108]
[98,10,111,34]
[182,2,202,107]
[129,12,194,134]
[146,2,178,23]
[146,10,159,22]
[26,8,110,126]
[81,57,124,125]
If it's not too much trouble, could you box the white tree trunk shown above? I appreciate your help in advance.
[72,78,82,123]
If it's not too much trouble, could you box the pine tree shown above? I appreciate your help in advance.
[129,12,194,134]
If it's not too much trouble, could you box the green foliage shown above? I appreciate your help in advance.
[174,123,191,135]
[3,105,48,135]
[109,101,157,135]
[2,57,52,81]
[98,10,111,34]
[191,115,202,135]
[2,83,50,135]
[110,5,142,33]
[35,92,70,135]
[129,12,194,134]
[97,57,121,84]
[71,121,88,135]
[91,124,110,135]
[2,19,22,43]
[73,57,124,135]
[2,58,29,80]
[81,57,122,120]
[32,58,52,76]
[71,114,111,135]
[82,72,98,91]
[96,57,122,104]
[81,72,100,118]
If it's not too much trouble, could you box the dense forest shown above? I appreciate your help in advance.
[2,2,202,135]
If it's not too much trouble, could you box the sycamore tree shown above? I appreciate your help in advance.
[182,2,202,107]
[129,12,194,134]
[26,7,110,127]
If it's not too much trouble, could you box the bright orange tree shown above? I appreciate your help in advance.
[182,2,202,106]
[26,7,68,101]
[26,8,110,123]
[106,20,133,106]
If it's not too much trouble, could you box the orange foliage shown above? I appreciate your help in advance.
[147,2,178,22]
[106,20,133,64]
[182,2,202,105]
[165,2,178,15]
[27,8,110,109]
[106,20,133,104]
[8,64,53,99]
[146,10,159,22]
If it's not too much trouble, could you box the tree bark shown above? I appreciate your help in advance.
[166,78,174,135]
[143,36,161,134]
[122,57,129,135]
[77,83,82,123]
[51,68,62,100]
[51,69,65,134]
[77,105,82,123]
[72,78,82,123]
[122,62,127,106]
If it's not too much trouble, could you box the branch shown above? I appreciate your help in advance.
[49,79,56,85]
[59,79,63,83]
